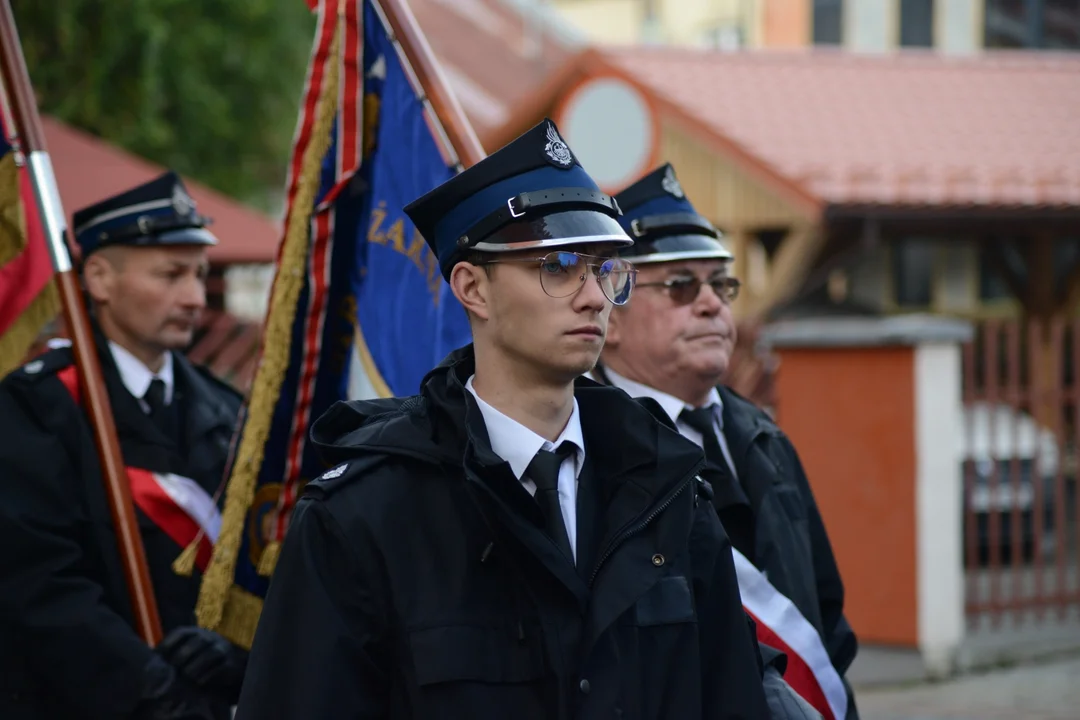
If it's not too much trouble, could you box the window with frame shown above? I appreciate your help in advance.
[813,0,844,45]
[978,246,1014,303]
[900,0,935,47]
[892,238,935,307]
[986,0,1080,49]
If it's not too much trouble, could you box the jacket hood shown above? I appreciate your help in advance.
[311,344,705,489]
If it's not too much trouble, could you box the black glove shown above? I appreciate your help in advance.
[133,653,219,720]
[157,626,247,703]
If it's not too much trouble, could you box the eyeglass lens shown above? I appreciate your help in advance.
[539,252,636,305]
[666,277,740,305]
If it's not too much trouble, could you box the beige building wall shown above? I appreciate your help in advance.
[550,0,644,45]
[551,0,771,48]
[547,0,987,53]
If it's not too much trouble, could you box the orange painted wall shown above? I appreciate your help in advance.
[772,346,919,646]
[762,0,811,48]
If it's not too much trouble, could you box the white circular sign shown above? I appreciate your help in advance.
[556,76,655,192]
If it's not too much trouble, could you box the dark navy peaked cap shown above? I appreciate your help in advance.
[404,118,632,280]
[613,163,731,265]
[72,171,217,258]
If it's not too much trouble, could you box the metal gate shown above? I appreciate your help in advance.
[962,318,1080,630]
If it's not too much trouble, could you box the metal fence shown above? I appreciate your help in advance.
[962,318,1080,630]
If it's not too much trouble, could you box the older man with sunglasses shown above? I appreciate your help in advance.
[591,164,860,720]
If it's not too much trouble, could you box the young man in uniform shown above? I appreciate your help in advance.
[237,120,769,719]
[593,164,859,720]
[0,173,246,719]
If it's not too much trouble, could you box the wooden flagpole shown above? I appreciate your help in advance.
[374,0,485,169]
[0,0,162,645]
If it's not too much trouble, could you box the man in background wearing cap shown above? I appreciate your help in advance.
[0,172,246,719]
[592,164,858,720]
[237,120,768,719]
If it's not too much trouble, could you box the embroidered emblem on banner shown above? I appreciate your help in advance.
[544,122,573,167]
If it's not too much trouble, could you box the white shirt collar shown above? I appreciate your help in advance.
[108,341,174,406]
[465,375,586,481]
[601,366,723,428]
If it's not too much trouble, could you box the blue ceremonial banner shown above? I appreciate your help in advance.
[348,0,469,398]
[195,0,472,647]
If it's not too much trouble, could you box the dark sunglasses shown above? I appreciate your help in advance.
[635,275,741,306]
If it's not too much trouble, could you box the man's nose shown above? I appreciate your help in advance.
[693,281,723,315]
[573,269,609,312]
[178,274,207,309]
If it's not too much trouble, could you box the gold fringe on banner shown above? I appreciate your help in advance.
[0,150,60,378]
[193,13,344,637]
[0,280,58,378]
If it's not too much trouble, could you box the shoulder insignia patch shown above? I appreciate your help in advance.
[319,463,349,480]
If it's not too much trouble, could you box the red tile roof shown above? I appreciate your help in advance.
[43,117,280,264]
[410,0,575,145]
[603,47,1080,208]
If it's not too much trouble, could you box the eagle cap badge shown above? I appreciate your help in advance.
[661,166,685,199]
[543,122,573,168]
[171,184,196,217]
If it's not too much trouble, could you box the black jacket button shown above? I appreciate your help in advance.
[579,678,591,694]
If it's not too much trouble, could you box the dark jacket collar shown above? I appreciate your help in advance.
[311,344,704,501]
[91,321,236,447]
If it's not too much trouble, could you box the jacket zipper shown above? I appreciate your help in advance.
[588,462,705,587]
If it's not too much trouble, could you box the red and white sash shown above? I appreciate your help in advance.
[732,548,848,720]
[125,468,220,572]
[56,365,220,573]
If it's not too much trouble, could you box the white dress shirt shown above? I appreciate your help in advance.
[108,341,174,414]
[465,375,586,562]
[600,367,739,479]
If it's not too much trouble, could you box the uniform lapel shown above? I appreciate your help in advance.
[573,451,600,583]
[94,337,176,453]
[170,355,238,494]
[575,384,704,659]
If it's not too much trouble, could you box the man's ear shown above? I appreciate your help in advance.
[449,262,491,322]
[81,253,114,304]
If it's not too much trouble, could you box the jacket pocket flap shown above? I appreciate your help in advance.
[634,575,696,626]
[409,624,546,685]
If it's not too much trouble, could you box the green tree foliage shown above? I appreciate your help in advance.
[13,0,317,209]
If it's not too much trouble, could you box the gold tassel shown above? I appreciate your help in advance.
[193,16,345,632]
[256,541,281,577]
[172,538,200,577]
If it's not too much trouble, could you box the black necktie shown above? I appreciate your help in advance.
[527,442,576,563]
[680,406,729,478]
[144,378,173,437]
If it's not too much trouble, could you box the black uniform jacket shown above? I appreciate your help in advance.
[236,346,770,719]
[0,335,242,719]
[716,387,859,720]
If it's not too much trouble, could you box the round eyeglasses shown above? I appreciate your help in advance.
[478,251,637,306]
[636,275,741,306]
